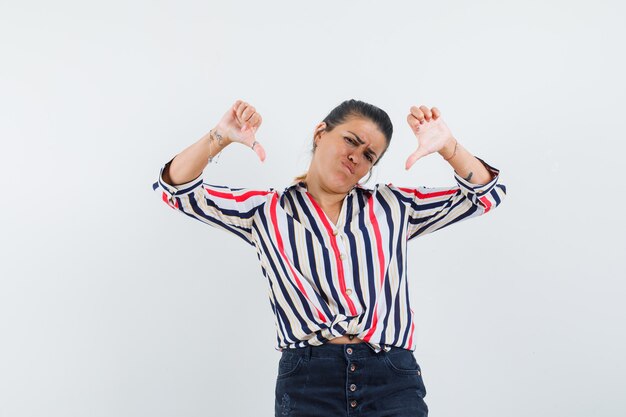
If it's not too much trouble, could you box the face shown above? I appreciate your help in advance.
[310,117,388,192]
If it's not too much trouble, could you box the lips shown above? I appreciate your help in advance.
[341,161,354,174]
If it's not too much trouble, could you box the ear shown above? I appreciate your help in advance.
[313,122,327,145]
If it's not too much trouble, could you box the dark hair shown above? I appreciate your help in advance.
[295,99,393,184]
[320,99,393,158]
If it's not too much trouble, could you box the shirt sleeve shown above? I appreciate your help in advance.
[388,158,507,241]
[151,158,273,245]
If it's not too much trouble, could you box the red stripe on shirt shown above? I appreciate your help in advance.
[406,308,415,349]
[205,188,271,202]
[305,192,358,316]
[479,195,492,213]
[362,196,386,342]
[406,320,415,350]
[397,186,457,199]
[270,193,327,322]
[162,192,179,209]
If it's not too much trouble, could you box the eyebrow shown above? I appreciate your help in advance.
[347,131,378,160]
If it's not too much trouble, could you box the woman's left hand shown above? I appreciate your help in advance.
[405,105,456,170]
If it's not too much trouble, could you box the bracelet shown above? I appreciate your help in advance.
[443,139,458,162]
[207,129,224,164]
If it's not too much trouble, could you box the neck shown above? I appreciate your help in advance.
[304,171,348,210]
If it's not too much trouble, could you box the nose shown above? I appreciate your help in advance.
[348,153,357,164]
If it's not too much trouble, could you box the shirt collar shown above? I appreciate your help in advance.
[284,181,374,193]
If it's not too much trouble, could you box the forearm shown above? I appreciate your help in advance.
[163,126,232,186]
[438,137,494,185]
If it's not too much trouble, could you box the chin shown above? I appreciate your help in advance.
[333,177,357,192]
[318,164,358,192]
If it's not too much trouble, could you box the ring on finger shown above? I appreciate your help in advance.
[251,141,258,149]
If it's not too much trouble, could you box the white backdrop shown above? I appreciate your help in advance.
[1,1,625,416]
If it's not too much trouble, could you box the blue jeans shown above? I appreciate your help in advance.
[275,342,428,417]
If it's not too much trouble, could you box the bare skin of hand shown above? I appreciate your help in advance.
[405,105,455,170]
[216,99,267,162]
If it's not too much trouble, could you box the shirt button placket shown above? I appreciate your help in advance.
[335,231,356,304]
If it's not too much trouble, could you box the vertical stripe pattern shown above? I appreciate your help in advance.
[153,158,506,352]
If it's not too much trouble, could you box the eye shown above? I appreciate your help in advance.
[344,136,356,145]
[365,154,373,162]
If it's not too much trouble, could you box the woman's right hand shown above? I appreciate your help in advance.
[215,100,266,162]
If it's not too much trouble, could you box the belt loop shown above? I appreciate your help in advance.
[305,345,312,362]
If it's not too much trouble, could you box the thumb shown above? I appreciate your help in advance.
[251,140,267,162]
[405,147,428,170]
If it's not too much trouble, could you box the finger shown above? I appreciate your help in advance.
[409,106,425,123]
[236,104,248,123]
[251,140,267,162]
[242,112,262,132]
[241,106,256,123]
[233,100,245,118]
[405,147,429,170]
[248,113,262,132]
[236,101,248,122]
[419,105,432,121]
[432,107,441,120]
[406,114,421,132]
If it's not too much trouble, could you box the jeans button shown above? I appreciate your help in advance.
[350,364,356,371]
[346,347,353,355]
[350,384,357,391]
[350,400,358,408]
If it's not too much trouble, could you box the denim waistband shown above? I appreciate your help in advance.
[282,342,408,360]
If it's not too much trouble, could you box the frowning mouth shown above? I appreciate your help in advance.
[341,161,354,174]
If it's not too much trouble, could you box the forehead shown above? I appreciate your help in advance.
[337,117,387,152]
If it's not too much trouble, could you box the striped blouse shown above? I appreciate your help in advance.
[152,157,506,353]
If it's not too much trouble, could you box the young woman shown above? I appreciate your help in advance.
[153,99,506,417]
